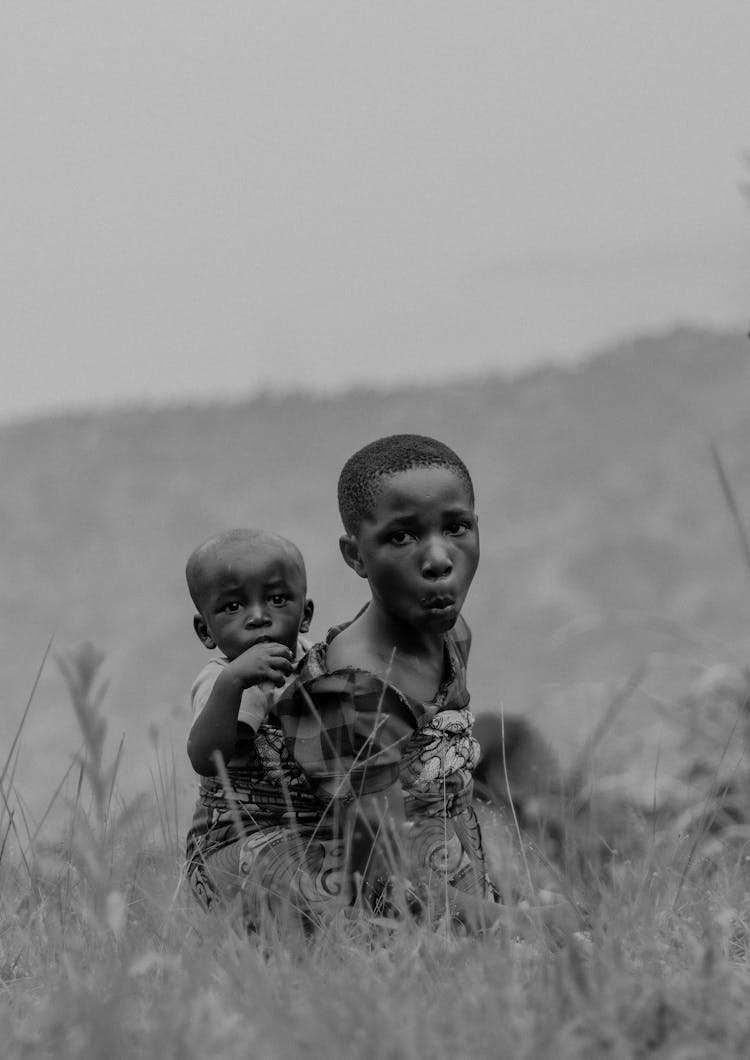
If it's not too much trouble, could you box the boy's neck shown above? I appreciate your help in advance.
[363,600,445,661]
[327,600,450,701]
[359,602,449,702]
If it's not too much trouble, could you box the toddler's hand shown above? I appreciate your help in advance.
[227,641,294,688]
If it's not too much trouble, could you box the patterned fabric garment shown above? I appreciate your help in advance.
[238,828,351,930]
[276,613,498,904]
[185,720,325,911]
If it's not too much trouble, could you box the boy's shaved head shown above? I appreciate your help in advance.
[338,434,474,535]
[186,528,306,612]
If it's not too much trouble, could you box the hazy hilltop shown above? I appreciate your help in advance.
[3,326,750,804]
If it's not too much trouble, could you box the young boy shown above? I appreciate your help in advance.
[183,528,323,914]
[277,435,503,929]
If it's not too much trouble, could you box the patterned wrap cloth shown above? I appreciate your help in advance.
[275,613,498,906]
[185,639,357,926]
[184,719,337,915]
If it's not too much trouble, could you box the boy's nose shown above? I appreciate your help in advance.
[244,605,269,627]
[421,538,453,578]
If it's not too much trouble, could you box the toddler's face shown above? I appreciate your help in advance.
[194,541,311,659]
[351,465,479,634]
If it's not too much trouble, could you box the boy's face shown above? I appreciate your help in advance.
[341,466,479,635]
[192,540,313,660]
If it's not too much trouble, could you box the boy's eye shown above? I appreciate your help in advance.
[221,601,241,613]
[445,522,470,537]
[268,593,288,607]
[390,530,416,546]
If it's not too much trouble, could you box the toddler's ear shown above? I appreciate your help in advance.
[339,534,368,579]
[300,598,314,634]
[193,614,216,650]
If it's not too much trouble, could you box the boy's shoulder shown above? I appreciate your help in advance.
[449,614,472,666]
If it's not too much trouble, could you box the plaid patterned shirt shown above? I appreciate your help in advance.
[275,614,475,812]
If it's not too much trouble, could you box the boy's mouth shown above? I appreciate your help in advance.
[420,594,455,611]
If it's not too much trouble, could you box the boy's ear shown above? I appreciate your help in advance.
[339,534,368,579]
[300,598,314,634]
[193,614,216,650]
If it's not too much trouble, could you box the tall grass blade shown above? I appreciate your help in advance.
[499,701,536,902]
[2,744,21,815]
[0,787,33,884]
[567,663,647,795]
[10,785,37,849]
[672,717,745,912]
[26,750,83,853]
[0,634,54,794]
[709,437,750,584]
[106,732,126,823]
[170,744,180,855]
[0,814,13,870]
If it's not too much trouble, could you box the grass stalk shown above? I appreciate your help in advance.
[23,753,83,858]
[708,437,750,584]
[567,663,647,796]
[672,717,746,912]
[0,635,54,798]
[499,700,536,902]
[105,733,126,824]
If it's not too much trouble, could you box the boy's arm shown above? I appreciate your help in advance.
[187,643,293,776]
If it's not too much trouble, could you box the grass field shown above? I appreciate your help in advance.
[3,640,750,1059]
[3,328,750,1055]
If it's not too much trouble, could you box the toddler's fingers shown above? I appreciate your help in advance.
[264,643,293,659]
[268,659,294,684]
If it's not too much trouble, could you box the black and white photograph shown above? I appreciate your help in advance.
[2,4,750,1056]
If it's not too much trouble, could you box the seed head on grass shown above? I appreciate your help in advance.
[44,643,149,937]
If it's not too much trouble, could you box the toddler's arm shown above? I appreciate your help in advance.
[187,642,293,776]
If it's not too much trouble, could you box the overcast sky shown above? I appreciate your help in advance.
[2,2,749,422]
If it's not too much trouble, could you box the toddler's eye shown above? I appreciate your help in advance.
[222,601,241,613]
[268,593,288,607]
[390,530,415,546]
[445,522,469,537]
